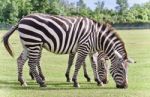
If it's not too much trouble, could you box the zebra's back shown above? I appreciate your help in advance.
[18,14,92,54]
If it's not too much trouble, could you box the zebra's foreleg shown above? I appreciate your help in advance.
[28,48,46,87]
[82,61,91,82]
[65,53,75,82]
[72,52,88,88]
[90,54,103,86]
[97,52,109,84]
[97,58,109,84]
[17,50,28,86]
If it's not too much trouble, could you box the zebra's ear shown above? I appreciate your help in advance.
[126,58,136,64]
[114,50,122,59]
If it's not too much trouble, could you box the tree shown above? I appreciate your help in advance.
[45,0,65,15]
[76,0,86,15]
[16,0,32,19]
[95,1,105,13]
[77,0,86,10]
[1,0,18,23]
[116,0,128,13]
[0,0,7,22]
[30,0,49,13]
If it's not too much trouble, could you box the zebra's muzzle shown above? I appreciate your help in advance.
[116,83,128,89]
[102,78,108,84]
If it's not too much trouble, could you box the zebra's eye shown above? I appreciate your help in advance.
[118,58,124,63]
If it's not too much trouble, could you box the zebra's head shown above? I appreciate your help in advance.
[110,50,133,89]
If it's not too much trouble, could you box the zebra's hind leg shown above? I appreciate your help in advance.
[29,63,45,81]
[82,62,91,82]
[28,47,46,87]
[17,50,28,86]
[38,64,45,81]
[65,53,75,82]
[29,69,34,80]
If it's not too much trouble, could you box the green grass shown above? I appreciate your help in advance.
[0,29,150,97]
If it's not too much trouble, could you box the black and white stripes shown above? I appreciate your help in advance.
[3,13,133,88]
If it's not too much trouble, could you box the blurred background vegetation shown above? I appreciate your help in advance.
[0,0,150,25]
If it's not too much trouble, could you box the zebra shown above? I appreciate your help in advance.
[3,13,133,88]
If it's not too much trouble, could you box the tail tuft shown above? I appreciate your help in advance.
[2,24,18,57]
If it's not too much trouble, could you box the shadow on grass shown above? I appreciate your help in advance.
[0,80,117,90]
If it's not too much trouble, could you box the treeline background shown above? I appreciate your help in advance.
[0,0,150,26]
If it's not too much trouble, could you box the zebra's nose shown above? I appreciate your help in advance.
[116,82,128,89]
[102,78,108,84]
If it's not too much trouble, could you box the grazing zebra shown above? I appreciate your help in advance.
[3,13,133,88]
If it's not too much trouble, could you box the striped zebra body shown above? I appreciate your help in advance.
[19,14,102,87]
[18,14,92,54]
[3,13,133,88]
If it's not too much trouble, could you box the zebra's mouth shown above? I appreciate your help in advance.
[116,83,128,89]
[102,78,109,84]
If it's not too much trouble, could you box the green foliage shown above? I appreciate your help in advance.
[0,0,150,24]
[16,0,32,19]
[30,0,49,13]
[116,0,128,13]
[1,0,18,23]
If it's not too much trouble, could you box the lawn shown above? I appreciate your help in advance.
[0,29,150,97]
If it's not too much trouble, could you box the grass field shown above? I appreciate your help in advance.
[0,29,150,97]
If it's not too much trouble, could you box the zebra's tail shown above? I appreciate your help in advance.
[2,24,18,57]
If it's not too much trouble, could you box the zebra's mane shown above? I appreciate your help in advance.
[92,19,124,44]
[92,19,127,59]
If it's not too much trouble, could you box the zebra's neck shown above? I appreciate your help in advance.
[92,21,127,60]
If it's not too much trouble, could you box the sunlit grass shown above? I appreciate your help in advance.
[0,29,150,97]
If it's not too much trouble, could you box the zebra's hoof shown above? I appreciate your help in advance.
[95,78,103,86]
[30,76,35,80]
[18,78,27,86]
[97,82,104,87]
[84,75,91,82]
[116,85,128,89]
[73,83,80,88]
[66,79,71,82]
[103,80,109,84]
[31,78,35,80]
[101,78,109,84]
[21,83,28,87]
[87,78,91,82]
[40,84,47,87]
